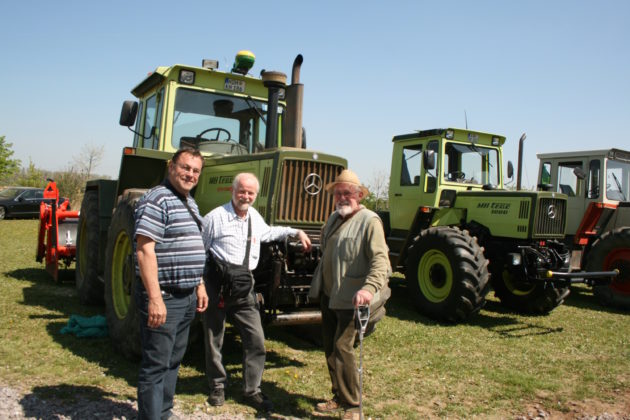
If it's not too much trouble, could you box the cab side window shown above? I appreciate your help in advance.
[142,89,163,150]
[587,159,600,199]
[557,161,582,197]
[401,144,422,186]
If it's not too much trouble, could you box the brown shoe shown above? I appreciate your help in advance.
[315,397,341,413]
[342,407,361,420]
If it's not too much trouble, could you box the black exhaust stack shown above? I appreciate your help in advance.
[261,71,287,149]
[283,54,304,148]
[516,133,526,191]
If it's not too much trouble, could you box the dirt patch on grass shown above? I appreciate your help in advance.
[516,390,630,419]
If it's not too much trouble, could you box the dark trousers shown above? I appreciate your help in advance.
[136,288,197,420]
[202,290,266,396]
[320,294,360,407]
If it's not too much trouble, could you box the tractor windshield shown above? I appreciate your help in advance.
[443,142,500,186]
[171,88,280,155]
[606,158,630,201]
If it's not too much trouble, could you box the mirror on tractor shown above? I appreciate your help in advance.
[423,149,436,171]
[507,161,514,179]
[573,166,586,180]
[119,101,138,127]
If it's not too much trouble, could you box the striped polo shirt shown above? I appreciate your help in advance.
[134,182,206,290]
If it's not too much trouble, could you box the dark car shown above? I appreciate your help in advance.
[0,187,53,220]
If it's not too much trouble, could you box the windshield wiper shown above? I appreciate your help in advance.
[246,96,266,125]
[611,172,627,201]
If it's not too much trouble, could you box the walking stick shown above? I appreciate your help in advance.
[356,305,370,420]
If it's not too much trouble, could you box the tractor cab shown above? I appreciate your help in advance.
[537,148,630,237]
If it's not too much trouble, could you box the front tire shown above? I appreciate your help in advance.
[76,190,104,304]
[586,227,630,309]
[490,259,570,314]
[406,226,490,322]
[104,198,141,360]
[0,206,6,220]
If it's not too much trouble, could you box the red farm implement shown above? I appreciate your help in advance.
[36,180,79,281]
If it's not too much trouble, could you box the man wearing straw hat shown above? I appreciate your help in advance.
[309,169,391,420]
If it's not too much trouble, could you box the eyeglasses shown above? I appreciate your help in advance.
[176,163,201,176]
[333,189,358,198]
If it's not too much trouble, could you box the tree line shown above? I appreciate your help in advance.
[0,135,109,207]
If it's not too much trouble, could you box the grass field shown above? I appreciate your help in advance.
[1,219,629,418]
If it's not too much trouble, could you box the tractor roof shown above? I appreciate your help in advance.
[537,148,630,162]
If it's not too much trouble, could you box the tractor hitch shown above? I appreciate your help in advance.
[542,268,619,286]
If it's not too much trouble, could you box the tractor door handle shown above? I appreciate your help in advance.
[394,193,402,196]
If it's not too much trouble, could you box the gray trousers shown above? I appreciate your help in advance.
[201,290,266,396]
[320,294,360,408]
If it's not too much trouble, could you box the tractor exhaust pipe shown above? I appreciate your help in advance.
[516,133,526,191]
[283,54,304,148]
[262,71,287,149]
[268,310,322,326]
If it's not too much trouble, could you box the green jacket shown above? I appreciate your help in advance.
[309,207,391,310]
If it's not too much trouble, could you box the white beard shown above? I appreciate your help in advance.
[336,204,353,217]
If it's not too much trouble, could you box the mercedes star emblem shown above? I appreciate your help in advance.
[547,204,557,219]
[303,173,323,196]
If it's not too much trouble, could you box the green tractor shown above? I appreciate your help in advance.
[75,51,346,358]
[380,128,614,322]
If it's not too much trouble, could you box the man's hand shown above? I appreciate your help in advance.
[196,282,209,312]
[297,230,312,252]
[353,289,373,307]
[147,295,167,328]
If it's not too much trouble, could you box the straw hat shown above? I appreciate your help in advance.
[325,169,370,197]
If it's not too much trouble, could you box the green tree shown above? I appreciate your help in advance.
[15,160,46,187]
[0,135,21,183]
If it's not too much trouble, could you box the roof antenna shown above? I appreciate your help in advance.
[464,110,468,129]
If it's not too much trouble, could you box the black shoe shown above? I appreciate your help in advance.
[244,392,273,412]
[208,388,225,406]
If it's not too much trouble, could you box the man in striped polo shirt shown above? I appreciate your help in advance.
[134,147,209,420]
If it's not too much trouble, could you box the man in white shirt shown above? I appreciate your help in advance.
[201,172,311,413]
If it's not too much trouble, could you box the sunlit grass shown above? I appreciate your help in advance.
[1,219,629,418]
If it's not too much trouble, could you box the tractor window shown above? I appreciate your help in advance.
[425,140,438,193]
[540,162,551,185]
[587,159,600,199]
[132,102,144,148]
[606,159,629,201]
[557,161,581,197]
[401,144,422,186]
[443,142,499,185]
[172,88,274,155]
[143,93,159,149]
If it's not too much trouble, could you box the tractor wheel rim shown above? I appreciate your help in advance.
[418,249,453,302]
[502,269,536,296]
[604,248,630,295]
[112,230,132,319]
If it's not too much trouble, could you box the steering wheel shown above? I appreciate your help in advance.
[196,127,235,142]
[448,171,466,181]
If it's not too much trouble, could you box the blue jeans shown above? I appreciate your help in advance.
[136,287,197,420]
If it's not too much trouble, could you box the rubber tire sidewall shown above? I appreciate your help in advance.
[406,226,489,323]
[586,227,630,309]
[104,198,141,360]
[490,258,570,314]
[75,190,104,304]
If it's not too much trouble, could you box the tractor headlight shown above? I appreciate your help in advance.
[491,136,500,146]
[509,253,522,266]
[445,130,454,139]
[179,69,195,85]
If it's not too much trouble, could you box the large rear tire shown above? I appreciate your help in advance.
[586,227,630,309]
[490,258,570,314]
[104,198,141,360]
[406,226,490,322]
[75,190,104,304]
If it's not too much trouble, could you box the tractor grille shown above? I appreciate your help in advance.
[533,197,566,237]
[276,160,344,224]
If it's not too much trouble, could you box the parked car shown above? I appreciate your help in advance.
[0,186,67,220]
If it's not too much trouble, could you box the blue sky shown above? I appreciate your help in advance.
[1,1,629,190]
